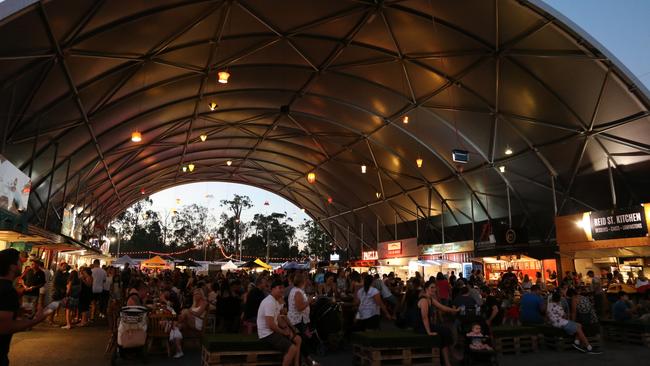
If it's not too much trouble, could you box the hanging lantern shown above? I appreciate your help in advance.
[208,101,218,111]
[376,192,381,199]
[327,197,333,204]
[416,158,423,168]
[307,172,316,184]
[402,115,409,124]
[182,166,187,172]
[131,131,142,142]
[217,70,230,84]
[200,133,208,142]
[226,160,232,166]
[361,164,367,174]
[188,163,195,172]
[140,188,146,195]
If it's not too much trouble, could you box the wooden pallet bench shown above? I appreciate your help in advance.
[351,330,440,366]
[537,324,602,351]
[201,334,283,366]
[492,326,540,355]
[601,320,650,348]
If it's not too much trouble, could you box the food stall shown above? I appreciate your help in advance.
[556,204,650,282]
[415,240,474,279]
[377,238,419,278]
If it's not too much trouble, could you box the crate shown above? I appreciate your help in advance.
[353,344,440,366]
[201,346,282,366]
[602,322,650,347]
[493,334,539,355]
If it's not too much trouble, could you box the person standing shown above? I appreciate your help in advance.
[48,262,69,325]
[21,259,45,319]
[90,260,106,320]
[0,249,47,366]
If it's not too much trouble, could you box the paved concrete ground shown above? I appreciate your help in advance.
[7,322,650,366]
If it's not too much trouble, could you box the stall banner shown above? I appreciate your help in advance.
[0,155,31,215]
[590,206,648,241]
[420,240,474,256]
[362,251,378,260]
[378,238,418,259]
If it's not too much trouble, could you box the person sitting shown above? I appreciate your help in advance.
[547,290,599,354]
[569,287,598,326]
[126,280,148,306]
[519,285,545,325]
[243,277,267,324]
[466,323,493,351]
[173,283,208,359]
[612,291,635,322]
[257,280,301,366]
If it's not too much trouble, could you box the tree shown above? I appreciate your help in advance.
[300,220,332,260]
[220,195,252,256]
[171,204,210,248]
[250,212,298,260]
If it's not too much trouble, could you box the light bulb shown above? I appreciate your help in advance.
[217,71,230,84]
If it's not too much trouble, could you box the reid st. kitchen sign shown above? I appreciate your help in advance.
[590,206,648,241]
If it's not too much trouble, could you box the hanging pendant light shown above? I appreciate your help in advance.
[188,163,195,172]
[200,133,208,142]
[327,197,333,204]
[416,158,423,168]
[361,164,367,174]
[182,166,187,172]
[402,115,409,124]
[226,160,232,166]
[175,198,181,205]
[131,131,142,142]
[307,172,316,184]
[217,71,230,84]
[499,165,506,173]
[140,188,146,195]
[208,101,217,111]
[505,148,513,155]
[376,192,381,199]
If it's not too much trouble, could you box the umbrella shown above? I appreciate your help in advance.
[177,259,201,268]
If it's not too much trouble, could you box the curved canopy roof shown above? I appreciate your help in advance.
[1,0,649,251]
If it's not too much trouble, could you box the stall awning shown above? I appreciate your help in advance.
[141,256,169,268]
[563,246,650,259]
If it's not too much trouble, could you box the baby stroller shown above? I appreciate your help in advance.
[458,305,498,366]
[310,297,343,353]
[111,305,150,365]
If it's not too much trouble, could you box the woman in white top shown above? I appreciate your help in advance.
[354,274,393,331]
[288,273,311,330]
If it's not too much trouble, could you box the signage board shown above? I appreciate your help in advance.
[378,238,418,259]
[590,206,648,241]
[420,240,474,256]
[362,251,378,260]
[0,155,31,215]
[330,253,340,261]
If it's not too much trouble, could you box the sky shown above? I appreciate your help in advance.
[146,1,650,230]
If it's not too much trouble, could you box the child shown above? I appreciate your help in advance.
[466,323,493,351]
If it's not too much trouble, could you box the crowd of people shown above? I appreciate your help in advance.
[4,246,650,366]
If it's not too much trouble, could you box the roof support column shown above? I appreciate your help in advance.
[607,158,617,208]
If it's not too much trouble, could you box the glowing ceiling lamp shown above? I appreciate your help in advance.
[361,164,367,174]
[376,192,381,199]
[226,160,232,166]
[505,148,513,155]
[416,158,423,168]
[131,131,142,142]
[200,133,208,142]
[327,197,333,204]
[208,101,218,111]
[402,115,409,124]
[182,166,187,172]
[217,70,230,84]
[188,163,195,172]
[499,165,506,173]
[307,172,316,184]
[140,188,146,195]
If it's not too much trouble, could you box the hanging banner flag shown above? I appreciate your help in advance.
[590,206,648,241]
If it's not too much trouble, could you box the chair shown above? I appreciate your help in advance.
[147,312,175,357]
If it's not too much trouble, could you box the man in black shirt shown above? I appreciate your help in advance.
[0,249,47,366]
[21,260,45,319]
[244,277,268,322]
